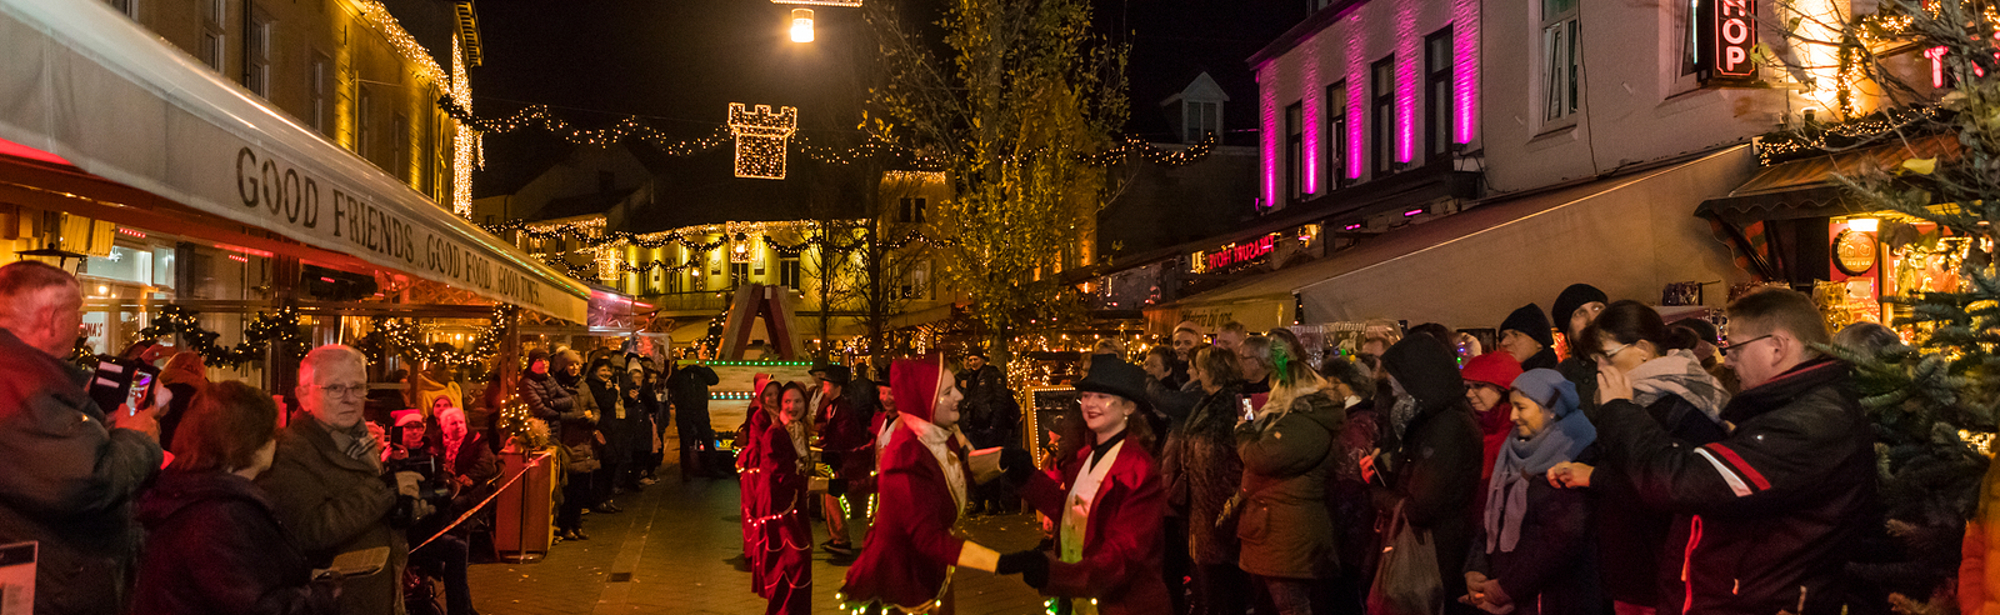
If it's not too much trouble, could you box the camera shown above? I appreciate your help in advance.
[382,449,453,528]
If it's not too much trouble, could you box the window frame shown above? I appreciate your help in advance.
[356,87,372,157]
[1285,101,1304,204]
[200,0,227,72]
[1539,0,1582,126]
[308,52,331,135]
[1425,27,1455,163]
[1370,55,1397,177]
[779,257,801,289]
[1325,80,1348,190]
[245,9,273,98]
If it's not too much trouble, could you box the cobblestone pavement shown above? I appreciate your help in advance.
[468,462,1049,615]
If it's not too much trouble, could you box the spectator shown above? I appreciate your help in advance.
[666,359,721,478]
[0,261,163,615]
[995,354,1170,613]
[958,348,1019,516]
[158,350,209,451]
[133,380,339,615]
[1143,346,1185,391]
[438,406,499,559]
[1550,284,1609,416]
[1833,322,1902,357]
[1461,352,1525,490]
[576,358,626,515]
[260,344,428,615]
[625,358,663,487]
[1213,321,1250,353]
[1377,334,1484,614]
[1500,304,1560,371]
[1172,321,1205,363]
[846,363,881,432]
[1237,336,1276,410]
[1564,288,1877,614]
[1462,369,1600,615]
[1321,355,1382,613]
[1162,346,1248,615]
[551,348,583,394]
[813,365,869,559]
[1234,338,1345,615]
[391,409,478,615]
[414,347,463,418]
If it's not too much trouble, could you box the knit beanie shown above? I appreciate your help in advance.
[1499,304,1555,348]
[1511,369,1580,418]
[1461,352,1524,391]
[1552,284,1609,337]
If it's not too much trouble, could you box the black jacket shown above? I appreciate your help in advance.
[518,370,574,427]
[134,469,338,615]
[1378,336,1484,603]
[956,364,1016,449]
[1584,392,1726,607]
[667,364,719,440]
[1465,479,1602,615]
[1597,358,1877,615]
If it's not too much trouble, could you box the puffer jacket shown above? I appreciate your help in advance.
[1160,384,1245,566]
[518,370,574,429]
[132,469,338,615]
[1234,385,1345,579]
[1598,358,1878,615]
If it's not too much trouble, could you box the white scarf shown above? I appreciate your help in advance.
[901,413,969,515]
[1060,439,1124,565]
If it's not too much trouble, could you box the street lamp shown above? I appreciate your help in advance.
[789,9,814,43]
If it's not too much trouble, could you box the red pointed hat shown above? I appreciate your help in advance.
[890,354,948,423]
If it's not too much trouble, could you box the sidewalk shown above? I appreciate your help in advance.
[468,464,1049,614]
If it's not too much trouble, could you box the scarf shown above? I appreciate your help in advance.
[1483,388,1595,553]
[325,419,383,470]
[1628,349,1731,422]
[900,413,969,514]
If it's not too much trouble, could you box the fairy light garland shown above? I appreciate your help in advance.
[363,305,513,368]
[138,305,309,369]
[1754,104,1945,165]
[352,0,448,86]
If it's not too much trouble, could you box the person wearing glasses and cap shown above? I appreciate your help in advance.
[839,356,1016,614]
[992,354,1170,615]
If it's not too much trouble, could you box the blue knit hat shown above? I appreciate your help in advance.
[1511,369,1580,418]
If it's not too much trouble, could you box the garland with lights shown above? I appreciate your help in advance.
[360,305,513,369]
[138,305,308,369]
[1754,104,1948,165]
[494,394,552,450]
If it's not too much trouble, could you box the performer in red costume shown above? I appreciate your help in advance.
[839,355,1008,614]
[736,376,780,590]
[994,354,1170,615]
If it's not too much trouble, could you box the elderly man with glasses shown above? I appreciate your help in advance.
[259,344,431,615]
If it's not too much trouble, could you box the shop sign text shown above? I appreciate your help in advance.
[1204,234,1278,272]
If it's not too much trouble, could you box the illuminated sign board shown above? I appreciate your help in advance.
[1199,234,1279,272]
[1696,0,1757,82]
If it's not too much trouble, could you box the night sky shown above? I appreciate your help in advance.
[467,0,1303,198]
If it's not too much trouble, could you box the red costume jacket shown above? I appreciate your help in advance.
[1021,439,1170,615]
[839,418,967,611]
[750,415,811,602]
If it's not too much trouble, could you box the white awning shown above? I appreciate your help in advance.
[0,1,589,323]
[1150,145,1758,329]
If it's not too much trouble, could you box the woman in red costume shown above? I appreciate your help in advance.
[840,355,1007,613]
[736,376,780,591]
[749,381,818,615]
[994,354,1170,615]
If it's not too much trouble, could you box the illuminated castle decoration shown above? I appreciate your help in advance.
[727,103,798,180]
[768,0,861,5]
[718,283,807,360]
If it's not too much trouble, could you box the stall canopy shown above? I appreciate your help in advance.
[1696,134,1962,224]
[1147,145,1757,330]
[0,0,589,322]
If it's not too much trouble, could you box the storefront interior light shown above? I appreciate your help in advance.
[790,9,815,43]
[1848,218,1879,232]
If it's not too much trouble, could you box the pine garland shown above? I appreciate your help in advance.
[137,305,308,369]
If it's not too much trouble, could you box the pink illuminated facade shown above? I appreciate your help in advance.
[1251,0,1479,213]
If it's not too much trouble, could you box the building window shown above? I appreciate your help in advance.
[201,0,226,72]
[900,261,930,299]
[1371,55,1396,176]
[356,88,372,157]
[779,257,800,289]
[1425,28,1455,163]
[730,262,750,288]
[1542,0,1581,123]
[1325,81,1348,189]
[308,53,330,135]
[897,197,926,224]
[391,114,410,181]
[245,11,272,97]
[106,0,139,20]
[1285,102,1304,204]
[1184,101,1218,144]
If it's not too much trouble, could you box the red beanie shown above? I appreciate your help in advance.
[890,355,947,423]
[1460,352,1524,391]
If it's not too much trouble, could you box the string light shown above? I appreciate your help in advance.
[360,305,514,369]
[729,103,799,180]
[450,35,476,218]
[1754,104,1944,165]
[137,306,309,369]
[352,0,449,86]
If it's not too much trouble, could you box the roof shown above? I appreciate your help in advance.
[1697,133,1961,223]
[527,187,637,222]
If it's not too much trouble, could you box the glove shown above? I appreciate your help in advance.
[394,472,425,498]
[995,550,1050,589]
[999,447,1035,485]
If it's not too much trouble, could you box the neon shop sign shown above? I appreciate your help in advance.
[1202,234,1279,271]
[1697,0,1757,82]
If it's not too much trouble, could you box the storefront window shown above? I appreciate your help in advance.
[80,244,153,287]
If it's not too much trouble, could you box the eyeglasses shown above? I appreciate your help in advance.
[318,383,368,397]
[1718,334,1775,355]
[1598,342,1634,360]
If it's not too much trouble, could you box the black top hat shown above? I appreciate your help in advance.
[820,365,851,385]
[1076,354,1151,409]
[965,347,989,359]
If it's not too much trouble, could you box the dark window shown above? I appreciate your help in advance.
[309,53,330,135]
[1185,101,1218,144]
[1426,28,1455,162]
[779,257,801,289]
[1286,102,1304,203]
[898,197,927,223]
[1371,56,1397,176]
[1325,81,1347,189]
[392,113,410,181]
[730,262,750,288]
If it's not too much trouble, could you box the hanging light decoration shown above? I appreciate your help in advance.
[790,8,815,43]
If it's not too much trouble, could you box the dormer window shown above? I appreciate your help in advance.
[1185,101,1219,144]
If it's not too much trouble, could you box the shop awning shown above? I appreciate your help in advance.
[1148,145,1758,329]
[1696,134,1962,224]
[0,1,589,323]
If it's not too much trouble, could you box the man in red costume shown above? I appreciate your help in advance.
[840,355,1012,613]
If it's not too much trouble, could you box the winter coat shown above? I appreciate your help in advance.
[518,370,574,427]
[839,416,971,611]
[578,377,631,459]
[1464,477,1602,615]
[257,416,407,615]
[668,364,719,442]
[1235,386,1345,579]
[1585,391,1726,608]
[1378,335,1484,604]
[749,415,811,601]
[1159,385,1245,566]
[1560,354,1602,422]
[446,432,501,516]
[1329,397,1382,579]
[132,469,339,615]
[1021,434,1171,615]
[0,328,163,615]
[815,395,873,481]
[956,365,1016,449]
[1597,358,1877,615]
[1522,348,1561,371]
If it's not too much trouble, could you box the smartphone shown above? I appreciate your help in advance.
[1239,398,1256,421]
[88,355,134,416]
[125,369,156,416]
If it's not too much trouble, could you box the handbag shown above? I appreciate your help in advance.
[1368,500,1444,615]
